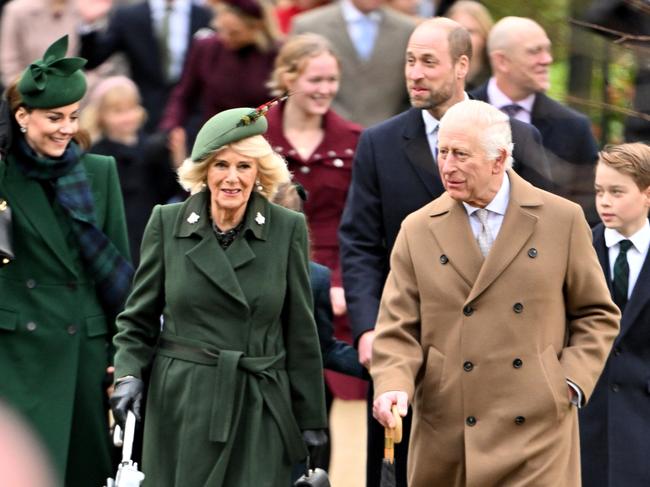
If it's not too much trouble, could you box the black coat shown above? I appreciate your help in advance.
[471,83,599,224]
[579,223,650,486]
[90,134,180,266]
[79,1,212,132]
[339,106,553,342]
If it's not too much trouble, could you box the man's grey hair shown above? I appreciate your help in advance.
[439,100,514,169]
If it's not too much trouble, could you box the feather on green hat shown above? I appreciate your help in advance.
[190,107,268,162]
[18,35,87,109]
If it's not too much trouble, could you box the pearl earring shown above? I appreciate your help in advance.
[256,179,263,192]
[19,126,26,133]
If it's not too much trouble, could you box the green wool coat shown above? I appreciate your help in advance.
[113,190,327,487]
[0,152,130,487]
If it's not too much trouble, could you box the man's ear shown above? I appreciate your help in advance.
[492,148,507,174]
[455,55,470,80]
[490,50,508,74]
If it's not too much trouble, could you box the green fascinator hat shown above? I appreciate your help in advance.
[191,107,269,162]
[18,35,87,109]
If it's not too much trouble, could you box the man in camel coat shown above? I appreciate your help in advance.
[372,100,620,486]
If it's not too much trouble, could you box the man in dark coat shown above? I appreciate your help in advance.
[471,16,600,225]
[338,17,553,487]
[77,0,213,132]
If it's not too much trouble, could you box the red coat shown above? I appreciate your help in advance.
[265,104,361,287]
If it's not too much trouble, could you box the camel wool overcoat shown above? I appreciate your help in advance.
[371,170,620,487]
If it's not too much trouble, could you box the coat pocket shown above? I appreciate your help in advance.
[0,307,17,331]
[86,314,108,337]
[540,345,571,421]
[418,346,446,427]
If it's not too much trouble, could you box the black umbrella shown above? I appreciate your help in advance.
[380,406,403,487]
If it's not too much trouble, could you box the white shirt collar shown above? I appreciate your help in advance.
[604,220,650,253]
[149,0,191,15]
[463,172,511,216]
[341,0,382,23]
[487,77,535,115]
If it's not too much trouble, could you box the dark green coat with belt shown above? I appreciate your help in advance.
[114,190,328,487]
[0,152,130,487]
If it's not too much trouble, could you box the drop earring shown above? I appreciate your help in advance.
[19,126,26,133]
[256,179,263,192]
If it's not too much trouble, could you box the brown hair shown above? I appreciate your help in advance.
[4,80,91,150]
[267,33,339,97]
[214,0,280,53]
[598,143,650,190]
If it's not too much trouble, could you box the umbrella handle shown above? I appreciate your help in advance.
[384,405,403,463]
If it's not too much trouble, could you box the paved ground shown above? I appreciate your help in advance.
[328,399,367,487]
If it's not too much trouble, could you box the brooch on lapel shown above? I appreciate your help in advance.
[255,212,265,225]
[187,212,200,224]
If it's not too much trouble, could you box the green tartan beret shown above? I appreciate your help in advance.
[18,35,87,109]
[191,107,268,162]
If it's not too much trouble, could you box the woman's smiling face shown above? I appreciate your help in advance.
[16,102,81,157]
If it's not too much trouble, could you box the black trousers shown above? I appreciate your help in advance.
[365,383,412,487]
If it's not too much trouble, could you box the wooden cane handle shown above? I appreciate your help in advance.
[391,405,403,444]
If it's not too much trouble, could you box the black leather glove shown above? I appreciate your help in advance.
[109,376,144,428]
[302,429,328,461]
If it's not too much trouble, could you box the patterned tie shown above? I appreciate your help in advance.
[613,239,633,311]
[475,209,494,257]
[501,104,523,118]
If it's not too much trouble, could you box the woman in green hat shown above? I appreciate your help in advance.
[110,105,328,486]
[0,36,132,486]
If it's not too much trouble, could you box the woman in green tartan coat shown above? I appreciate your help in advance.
[0,37,132,487]
[110,107,328,486]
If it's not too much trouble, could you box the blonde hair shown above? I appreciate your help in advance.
[177,134,291,198]
[598,143,650,190]
[80,76,146,143]
[267,33,339,97]
[214,1,280,52]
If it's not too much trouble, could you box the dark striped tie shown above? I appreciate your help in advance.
[613,239,633,312]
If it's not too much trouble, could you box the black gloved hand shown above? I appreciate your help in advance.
[302,429,328,463]
[109,376,144,428]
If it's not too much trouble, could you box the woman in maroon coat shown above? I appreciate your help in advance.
[160,0,280,133]
[265,34,364,409]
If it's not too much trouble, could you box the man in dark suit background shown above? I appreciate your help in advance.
[77,0,212,132]
[471,16,600,225]
[339,17,552,487]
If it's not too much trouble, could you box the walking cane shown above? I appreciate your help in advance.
[380,405,403,487]
[105,410,145,487]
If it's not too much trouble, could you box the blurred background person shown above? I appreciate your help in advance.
[159,0,280,146]
[0,36,132,487]
[445,0,493,90]
[0,401,58,487]
[77,0,213,132]
[265,34,366,433]
[291,0,417,127]
[274,0,328,35]
[109,106,327,486]
[81,75,181,266]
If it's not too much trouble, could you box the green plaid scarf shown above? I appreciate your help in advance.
[14,137,133,317]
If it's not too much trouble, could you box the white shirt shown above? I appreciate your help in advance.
[341,0,381,61]
[150,0,192,82]
[422,93,470,161]
[604,221,650,298]
[462,172,511,241]
[487,77,535,125]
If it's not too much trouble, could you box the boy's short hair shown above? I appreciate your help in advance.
[598,143,650,190]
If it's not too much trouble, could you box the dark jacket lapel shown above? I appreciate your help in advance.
[619,231,650,339]
[592,224,612,294]
[402,108,443,197]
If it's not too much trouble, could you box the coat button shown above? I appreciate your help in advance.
[463,305,474,316]
[26,279,37,289]
[466,416,477,426]
[333,158,344,167]
[513,302,523,313]
[67,325,77,335]
[440,254,449,264]
[527,248,538,258]
[514,416,526,425]
[512,358,523,368]
[611,383,620,392]
[313,153,321,159]
[327,150,337,157]
[26,321,37,332]
[463,361,474,372]
[300,166,310,174]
